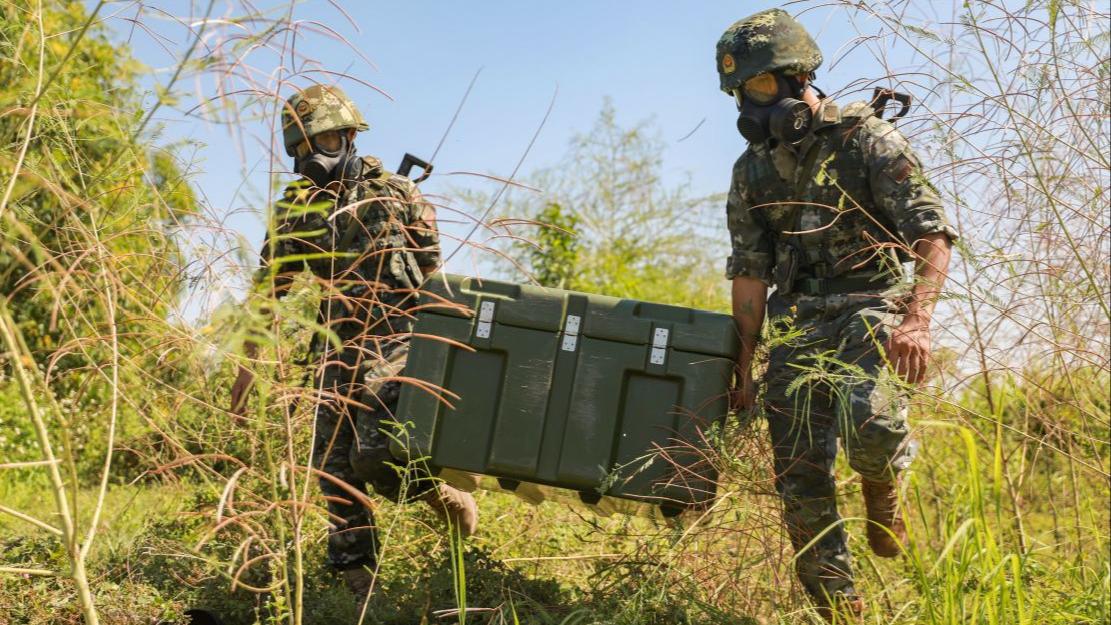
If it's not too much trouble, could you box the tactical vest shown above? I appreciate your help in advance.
[317,156,425,337]
[740,102,907,294]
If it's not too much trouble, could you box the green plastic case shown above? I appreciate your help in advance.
[390,274,739,516]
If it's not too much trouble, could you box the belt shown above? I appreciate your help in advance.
[791,275,899,296]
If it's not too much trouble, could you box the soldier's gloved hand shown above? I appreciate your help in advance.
[885,315,931,385]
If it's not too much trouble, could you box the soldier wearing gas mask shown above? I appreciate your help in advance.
[716,9,955,621]
[228,84,478,606]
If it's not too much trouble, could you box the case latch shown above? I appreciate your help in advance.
[649,327,669,365]
[561,314,582,352]
[476,301,496,338]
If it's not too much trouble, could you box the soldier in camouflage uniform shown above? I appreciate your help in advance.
[715,10,955,620]
[229,84,478,602]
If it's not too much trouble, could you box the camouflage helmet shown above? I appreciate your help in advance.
[715,9,823,94]
[281,84,369,156]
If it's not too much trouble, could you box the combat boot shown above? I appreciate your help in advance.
[423,483,479,537]
[861,477,906,558]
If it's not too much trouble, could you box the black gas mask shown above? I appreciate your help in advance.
[733,72,813,145]
[294,132,362,189]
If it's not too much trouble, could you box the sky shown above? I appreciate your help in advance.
[91,1,930,320]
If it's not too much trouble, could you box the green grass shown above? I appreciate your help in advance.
[2,400,1107,625]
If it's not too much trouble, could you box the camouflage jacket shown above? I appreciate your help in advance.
[258,155,439,341]
[725,99,956,292]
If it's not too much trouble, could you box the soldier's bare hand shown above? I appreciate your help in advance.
[730,367,756,412]
[229,340,260,417]
[229,365,255,417]
[885,316,931,385]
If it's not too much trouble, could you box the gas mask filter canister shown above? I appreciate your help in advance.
[734,72,813,145]
[295,134,361,188]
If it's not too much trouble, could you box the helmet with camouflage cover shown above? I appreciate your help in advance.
[281,84,370,156]
[715,9,823,95]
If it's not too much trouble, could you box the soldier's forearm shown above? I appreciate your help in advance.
[731,276,768,368]
[904,232,952,324]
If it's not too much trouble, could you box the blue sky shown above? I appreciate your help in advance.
[93,1,927,316]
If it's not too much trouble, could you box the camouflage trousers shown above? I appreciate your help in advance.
[762,292,914,600]
[312,338,435,571]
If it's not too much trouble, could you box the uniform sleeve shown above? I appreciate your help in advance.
[863,118,958,245]
[255,179,335,295]
[725,155,774,283]
[404,184,441,269]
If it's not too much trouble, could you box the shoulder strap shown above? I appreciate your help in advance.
[811,100,842,133]
[840,101,876,121]
[824,100,875,151]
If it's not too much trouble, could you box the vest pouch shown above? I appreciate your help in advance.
[403,253,425,290]
[821,245,849,278]
[376,223,416,290]
[773,243,799,296]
